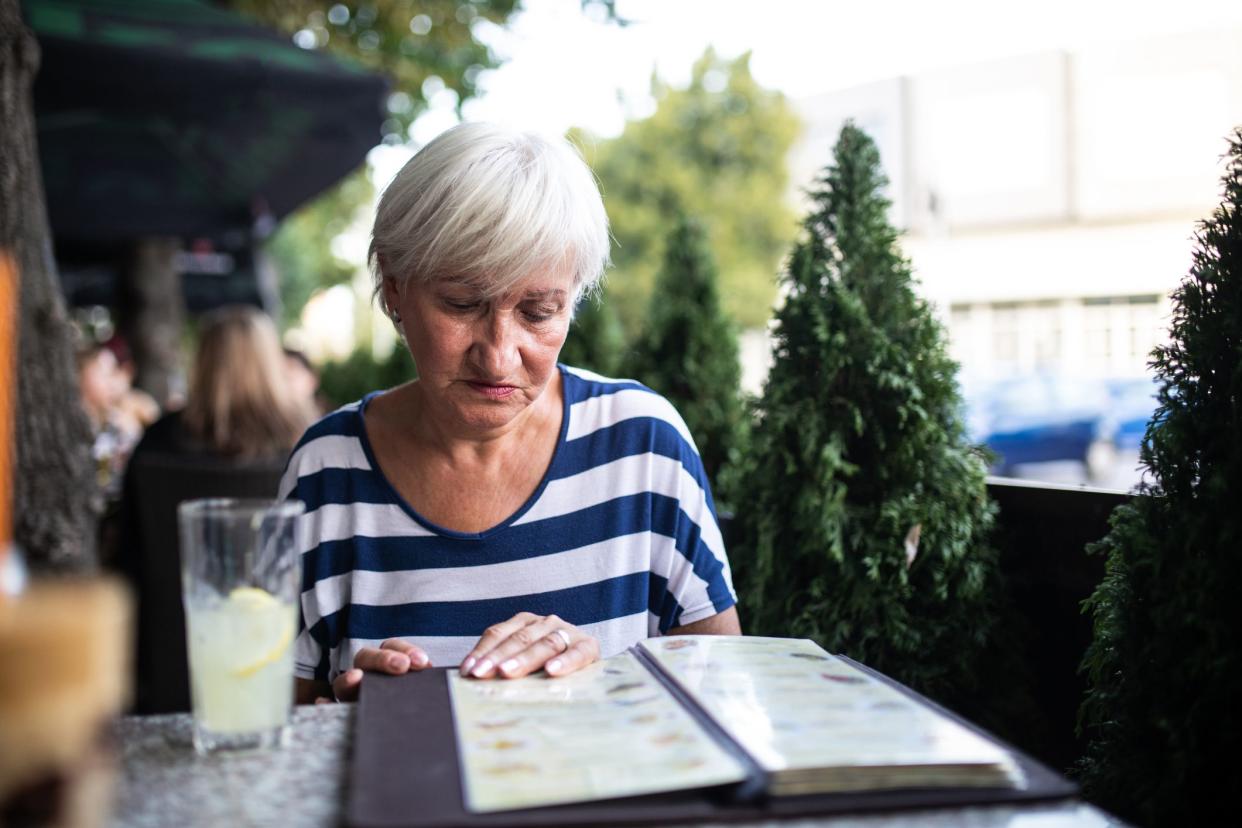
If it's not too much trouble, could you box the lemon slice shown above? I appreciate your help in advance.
[228,586,280,610]
[226,587,295,678]
[231,620,293,678]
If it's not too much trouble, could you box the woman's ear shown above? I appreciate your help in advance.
[380,269,401,319]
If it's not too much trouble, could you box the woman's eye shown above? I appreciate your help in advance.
[444,299,480,312]
[523,305,559,322]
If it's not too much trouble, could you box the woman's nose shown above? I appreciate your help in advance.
[471,310,520,376]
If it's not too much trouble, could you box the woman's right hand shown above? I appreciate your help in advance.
[324,639,433,703]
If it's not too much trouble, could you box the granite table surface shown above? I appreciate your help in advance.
[111,703,1124,828]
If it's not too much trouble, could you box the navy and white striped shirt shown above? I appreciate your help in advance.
[279,365,737,682]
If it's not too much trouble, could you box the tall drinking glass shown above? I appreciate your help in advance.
[179,498,304,754]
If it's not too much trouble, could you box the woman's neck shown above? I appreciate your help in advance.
[394,371,562,468]
[363,372,565,533]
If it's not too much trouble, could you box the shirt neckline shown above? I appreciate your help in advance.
[354,365,572,541]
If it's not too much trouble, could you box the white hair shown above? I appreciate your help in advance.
[369,122,610,313]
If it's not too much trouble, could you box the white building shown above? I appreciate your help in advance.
[789,28,1242,384]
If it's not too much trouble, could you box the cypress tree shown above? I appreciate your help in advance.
[627,213,745,495]
[1077,130,1242,826]
[727,123,998,702]
[560,289,626,377]
[319,345,416,409]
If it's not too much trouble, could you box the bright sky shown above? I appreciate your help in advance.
[474,0,1242,134]
[371,0,1242,183]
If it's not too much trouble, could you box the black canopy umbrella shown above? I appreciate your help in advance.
[25,0,389,241]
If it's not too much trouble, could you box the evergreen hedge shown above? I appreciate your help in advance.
[1077,129,1242,826]
[319,345,416,409]
[726,123,999,702]
[560,289,627,378]
[626,213,746,496]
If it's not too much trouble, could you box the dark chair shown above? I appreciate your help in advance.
[117,452,286,714]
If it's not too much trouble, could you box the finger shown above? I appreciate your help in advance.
[481,615,572,679]
[332,668,364,702]
[353,646,412,675]
[545,638,600,678]
[314,696,333,705]
[379,638,431,669]
[461,612,541,675]
[496,627,574,679]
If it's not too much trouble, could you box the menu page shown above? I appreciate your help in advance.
[448,650,749,813]
[638,636,1020,791]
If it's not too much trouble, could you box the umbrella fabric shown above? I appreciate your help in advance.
[25,0,389,240]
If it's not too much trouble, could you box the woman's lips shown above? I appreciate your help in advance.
[466,381,518,399]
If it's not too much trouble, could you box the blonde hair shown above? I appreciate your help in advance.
[182,306,312,458]
[369,122,610,314]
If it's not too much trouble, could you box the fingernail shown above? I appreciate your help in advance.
[412,651,429,667]
[461,656,476,674]
[471,659,493,678]
[547,659,563,674]
[500,659,519,675]
[388,654,407,670]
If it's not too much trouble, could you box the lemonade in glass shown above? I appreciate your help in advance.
[179,499,304,754]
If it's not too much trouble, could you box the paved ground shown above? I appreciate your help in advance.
[1008,449,1147,492]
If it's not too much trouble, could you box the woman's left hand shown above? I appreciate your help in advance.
[459,612,599,679]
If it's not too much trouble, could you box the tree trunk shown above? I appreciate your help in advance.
[119,238,184,407]
[1,0,99,573]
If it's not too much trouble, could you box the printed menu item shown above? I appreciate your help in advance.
[447,636,1024,814]
[638,636,1023,795]
[448,650,749,813]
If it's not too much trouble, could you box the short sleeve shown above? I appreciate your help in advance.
[645,413,737,632]
[280,410,363,683]
[293,624,327,682]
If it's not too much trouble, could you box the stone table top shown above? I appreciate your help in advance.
[110,703,1123,828]
[111,704,352,828]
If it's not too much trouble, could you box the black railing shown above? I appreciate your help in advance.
[977,477,1130,772]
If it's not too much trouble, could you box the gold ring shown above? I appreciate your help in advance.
[553,628,572,651]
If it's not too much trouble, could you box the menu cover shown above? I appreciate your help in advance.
[347,637,1077,828]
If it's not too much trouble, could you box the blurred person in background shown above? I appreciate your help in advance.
[81,336,163,568]
[284,346,327,417]
[77,342,143,498]
[115,305,315,712]
[126,306,313,462]
[105,336,161,436]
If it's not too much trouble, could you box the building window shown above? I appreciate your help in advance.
[992,304,1020,363]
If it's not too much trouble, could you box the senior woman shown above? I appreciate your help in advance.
[281,122,740,705]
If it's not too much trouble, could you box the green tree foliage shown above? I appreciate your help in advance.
[579,49,800,336]
[1077,130,1242,827]
[626,213,744,497]
[269,170,373,329]
[319,343,417,408]
[560,289,626,377]
[725,123,999,703]
[228,0,521,139]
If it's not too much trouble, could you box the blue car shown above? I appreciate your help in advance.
[968,376,1116,478]
[1106,377,1160,451]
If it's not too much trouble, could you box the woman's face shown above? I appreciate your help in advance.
[387,267,575,434]
[79,349,120,412]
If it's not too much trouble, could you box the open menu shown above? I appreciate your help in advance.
[447,644,748,812]
[448,636,1023,814]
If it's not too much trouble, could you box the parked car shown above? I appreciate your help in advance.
[1106,377,1160,451]
[968,375,1116,480]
